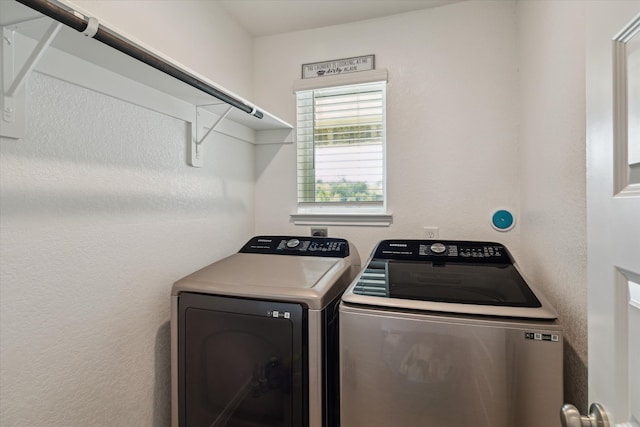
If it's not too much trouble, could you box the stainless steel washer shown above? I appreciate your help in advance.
[171,235,360,427]
[339,239,563,427]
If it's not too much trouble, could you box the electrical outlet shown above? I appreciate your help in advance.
[423,226,439,239]
[311,227,328,237]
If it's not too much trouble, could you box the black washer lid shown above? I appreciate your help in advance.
[342,239,558,320]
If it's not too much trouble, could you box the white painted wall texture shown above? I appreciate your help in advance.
[0,2,256,426]
[67,0,254,100]
[517,0,588,412]
[0,0,590,424]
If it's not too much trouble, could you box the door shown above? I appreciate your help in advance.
[178,293,306,427]
[577,1,640,426]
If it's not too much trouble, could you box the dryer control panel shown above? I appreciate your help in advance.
[239,235,350,258]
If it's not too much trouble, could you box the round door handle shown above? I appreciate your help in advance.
[560,403,610,427]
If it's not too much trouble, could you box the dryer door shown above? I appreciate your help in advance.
[178,293,305,427]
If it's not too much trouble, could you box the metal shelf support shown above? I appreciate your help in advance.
[189,105,233,168]
[2,21,61,124]
[197,105,233,145]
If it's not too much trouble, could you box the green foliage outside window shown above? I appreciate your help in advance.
[315,178,382,202]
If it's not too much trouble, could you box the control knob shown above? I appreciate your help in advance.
[286,239,301,248]
[430,243,447,254]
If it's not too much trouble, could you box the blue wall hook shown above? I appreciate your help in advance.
[491,209,515,232]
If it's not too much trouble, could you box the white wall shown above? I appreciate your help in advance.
[517,0,587,411]
[0,1,255,426]
[68,0,254,99]
[253,1,521,260]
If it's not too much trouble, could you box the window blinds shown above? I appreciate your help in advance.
[296,81,386,205]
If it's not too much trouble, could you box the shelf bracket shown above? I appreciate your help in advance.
[189,104,233,167]
[196,104,233,145]
[2,21,62,138]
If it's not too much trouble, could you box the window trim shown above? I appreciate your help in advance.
[293,69,388,92]
[290,211,393,227]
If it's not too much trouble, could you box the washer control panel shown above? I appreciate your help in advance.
[239,235,350,258]
[373,239,510,264]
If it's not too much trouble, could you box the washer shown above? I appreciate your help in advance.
[171,235,360,427]
[339,239,563,427]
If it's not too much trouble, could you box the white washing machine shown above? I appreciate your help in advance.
[171,235,360,427]
[339,239,563,427]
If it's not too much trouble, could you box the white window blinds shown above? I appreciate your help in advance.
[296,81,386,206]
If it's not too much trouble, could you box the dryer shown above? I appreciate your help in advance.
[339,239,563,427]
[171,235,360,427]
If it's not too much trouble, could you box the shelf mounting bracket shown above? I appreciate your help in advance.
[189,104,233,167]
[196,104,233,145]
[2,21,62,138]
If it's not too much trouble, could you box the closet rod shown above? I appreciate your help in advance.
[16,0,264,119]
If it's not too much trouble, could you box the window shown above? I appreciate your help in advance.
[296,81,386,210]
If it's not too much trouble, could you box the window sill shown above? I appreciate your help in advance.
[290,212,393,227]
